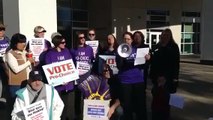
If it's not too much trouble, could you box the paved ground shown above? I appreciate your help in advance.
[1,55,213,120]
[146,55,213,120]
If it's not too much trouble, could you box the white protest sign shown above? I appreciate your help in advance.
[86,40,99,58]
[83,99,110,120]
[134,48,149,65]
[29,38,45,62]
[42,59,79,86]
[99,55,118,74]
[0,48,7,57]
[169,93,184,109]
[77,62,91,75]
[23,100,49,120]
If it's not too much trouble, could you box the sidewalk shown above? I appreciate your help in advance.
[180,55,200,64]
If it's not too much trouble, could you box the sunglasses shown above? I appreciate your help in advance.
[103,69,109,72]
[78,37,85,39]
[89,33,95,36]
[0,28,5,31]
[60,41,66,44]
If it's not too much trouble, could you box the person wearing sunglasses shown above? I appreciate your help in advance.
[87,28,103,75]
[25,26,52,64]
[27,26,51,51]
[70,32,94,120]
[71,32,94,83]
[87,28,96,41]
[44,35,75,120]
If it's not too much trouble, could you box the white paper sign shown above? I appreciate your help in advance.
[99,55,118,74]
[29,38,45,62]
[77,62,91,75]
[134,48,149,65]
[169,93,184,109]
[42,59,79,86]
[0,48,7,57]
[23,100,49,120]
[83,99,110,120]
[86,40,99,58]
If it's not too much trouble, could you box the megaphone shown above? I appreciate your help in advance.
[117,43,132,58]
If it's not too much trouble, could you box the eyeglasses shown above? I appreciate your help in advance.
[60,41,66,44]
[0,28,5,31]
[38,31,45,33]
[89,33,95,36]
[103,69,109,72]
[78,37,85,39]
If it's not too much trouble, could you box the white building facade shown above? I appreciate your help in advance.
[0,0,212,64]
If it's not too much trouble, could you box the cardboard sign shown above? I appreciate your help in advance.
[99,55,118,74]
[42,59,79,86]
[83,99,110,120]
[29,38,45,62]
[86,40,99,58]
[23,100,49,120]
[76,62,91,75]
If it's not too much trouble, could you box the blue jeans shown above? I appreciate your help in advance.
[111,106,123,120]
[9,85,20,98]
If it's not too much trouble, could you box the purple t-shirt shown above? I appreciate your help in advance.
[70,45,94,83]
[70,45,94,64]
[0,37,9,55]
[45,48,74,92]
[118,47,144,84]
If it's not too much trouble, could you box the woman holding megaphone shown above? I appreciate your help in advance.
[116,32,150,120]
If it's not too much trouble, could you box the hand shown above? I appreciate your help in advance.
[107,107,115,119]
[28,57,35,64]
[157,76,166,87]
[145,54,151,60]
[43,48,48,52]
[62,82,68,85]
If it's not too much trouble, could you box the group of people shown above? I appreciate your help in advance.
[0,23,180,120]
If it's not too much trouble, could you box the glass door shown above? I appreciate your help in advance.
[181,23,194,54]
[149,32,161,49]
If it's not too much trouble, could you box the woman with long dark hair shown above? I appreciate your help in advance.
[102,34,119,55]
[150,28,180,120]
[5,33,34,97]
[116,32,149,120]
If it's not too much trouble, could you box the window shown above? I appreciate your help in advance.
[181,11,200,54]
[57,0,88,48]
[146,10,169,28]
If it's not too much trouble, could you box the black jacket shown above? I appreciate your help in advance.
[150,41,180,92]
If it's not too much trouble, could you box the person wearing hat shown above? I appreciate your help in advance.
[25,26,52,64]
[27,25,51,51]
[33,25,51,51]
[11,70,64,120]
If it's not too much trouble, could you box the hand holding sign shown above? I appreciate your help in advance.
[22,100,49,120]
[42,59,79,86]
